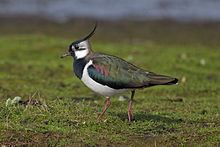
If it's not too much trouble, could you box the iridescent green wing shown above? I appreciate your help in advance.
[88,54,177,89]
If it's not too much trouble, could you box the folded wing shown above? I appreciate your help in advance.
[87,54,178,89]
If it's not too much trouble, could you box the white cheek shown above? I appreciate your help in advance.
[75,49,89,59]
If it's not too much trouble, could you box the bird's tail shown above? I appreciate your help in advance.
[147,73,178,86]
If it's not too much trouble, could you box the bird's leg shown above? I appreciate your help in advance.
[97,97,111,120]
[128,90,135,122]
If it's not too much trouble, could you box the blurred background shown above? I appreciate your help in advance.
[0,0,220,45]
[0,1,220,146]
[1,0,220,22]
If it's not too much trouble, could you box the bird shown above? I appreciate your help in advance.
[61,23,178,122]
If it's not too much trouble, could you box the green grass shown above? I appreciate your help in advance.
[0,20,220,146]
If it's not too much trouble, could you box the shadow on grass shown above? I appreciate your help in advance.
[111,112,183,124]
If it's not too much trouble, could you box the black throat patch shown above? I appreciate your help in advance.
[73,58,88,79]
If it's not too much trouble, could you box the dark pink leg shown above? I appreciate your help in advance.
[98,97,111,120]
[128,100,133,122]
[128,90,135,122]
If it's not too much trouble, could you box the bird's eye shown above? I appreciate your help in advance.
[74,44,79,50]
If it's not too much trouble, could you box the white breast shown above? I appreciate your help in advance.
[81,60,127,97]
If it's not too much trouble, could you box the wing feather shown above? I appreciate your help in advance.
[87,54,177,89]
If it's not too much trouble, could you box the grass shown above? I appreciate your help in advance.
[0,19,220,146]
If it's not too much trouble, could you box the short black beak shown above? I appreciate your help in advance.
[60,52,71,58]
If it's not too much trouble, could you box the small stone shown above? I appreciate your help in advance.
[180,53,187,60]
[118,96,126,102]
[6,98,12,107]
[126,55,133,61]
[200,59,206,66]
[181,76,186,83]
[11,96,22,104]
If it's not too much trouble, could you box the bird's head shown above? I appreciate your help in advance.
[61,23,97,60]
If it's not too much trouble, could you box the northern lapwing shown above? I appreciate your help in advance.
[61,23,178,122]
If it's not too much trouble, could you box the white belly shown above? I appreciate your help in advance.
[81,60,127,97]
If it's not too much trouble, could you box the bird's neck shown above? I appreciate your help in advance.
[73,51,94,79]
